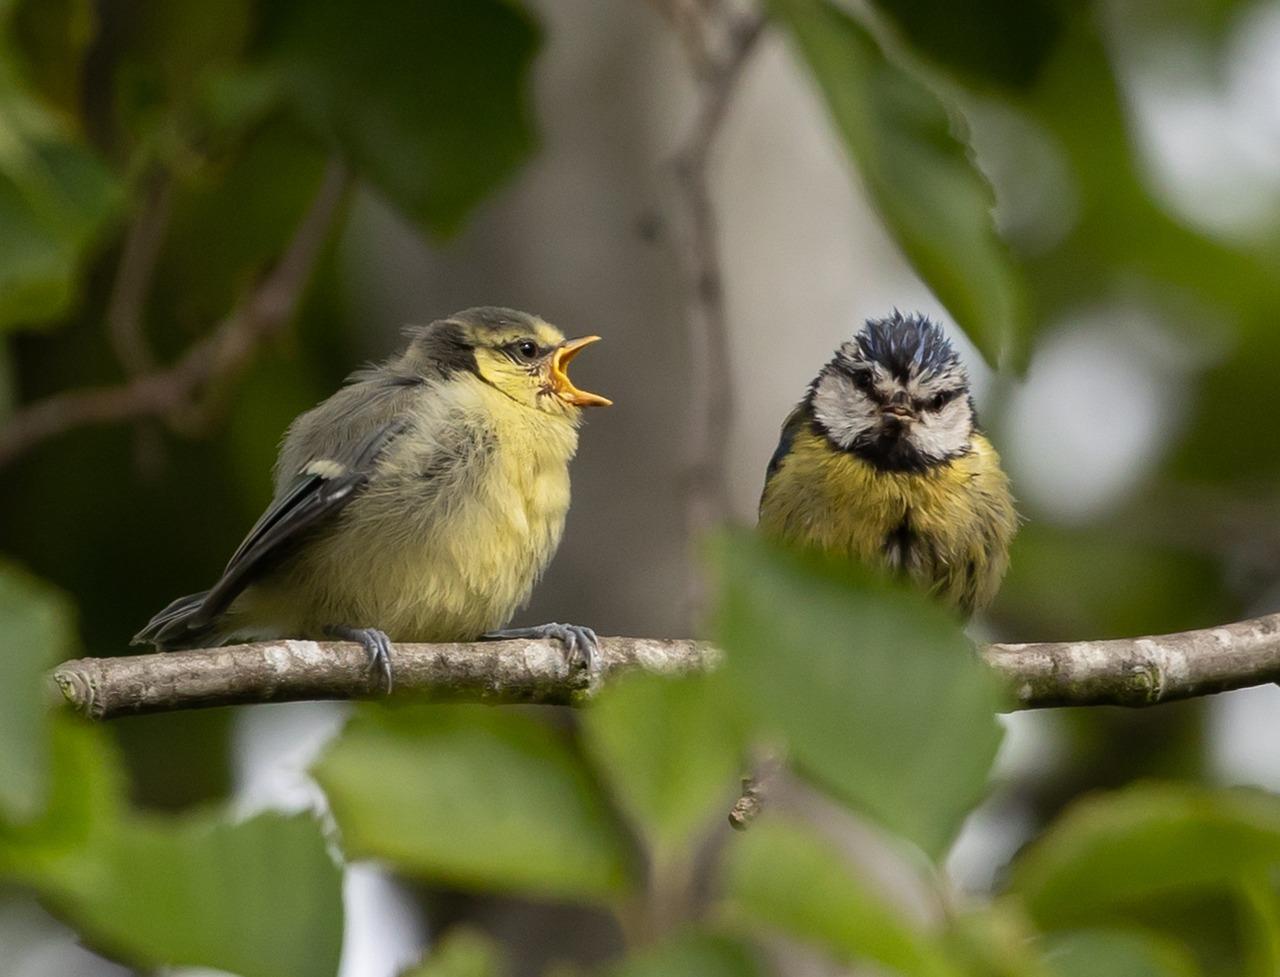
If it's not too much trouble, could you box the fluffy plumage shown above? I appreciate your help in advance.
[134,307,607,652]
[759,312,1017,614]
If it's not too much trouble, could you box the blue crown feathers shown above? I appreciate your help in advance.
[854,310,959,380]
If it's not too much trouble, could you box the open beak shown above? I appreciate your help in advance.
[550,336,612,407]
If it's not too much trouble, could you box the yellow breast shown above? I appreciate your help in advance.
[243,378,579,641]
[759,425,1017,613]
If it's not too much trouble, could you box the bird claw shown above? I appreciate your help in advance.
[554,623,600,672]
[483,622,600,674]
[328,626,394,694]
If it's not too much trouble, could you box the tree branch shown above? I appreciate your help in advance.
[0,159,350,468]
[105,169,173,377]
[659,8,767,620]
[51,613,1280,721]
[51,637,721,720]
[985,612,1280,708]
[648,0,717,78]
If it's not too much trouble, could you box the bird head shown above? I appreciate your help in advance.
[809,311,973,468]
[410,307,612,416]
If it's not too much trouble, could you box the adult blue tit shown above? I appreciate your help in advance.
[134,307,612,689]
[758,311,1017,615]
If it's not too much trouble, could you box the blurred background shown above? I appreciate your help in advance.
[1,0,1279,974]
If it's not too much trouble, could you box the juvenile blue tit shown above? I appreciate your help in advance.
[134,307,612,689]
[759,311,1017,615]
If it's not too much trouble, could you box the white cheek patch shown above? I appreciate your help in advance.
[303,459,347,479]
[812,372,878,449]
[909,363,966,401]
[908,398,971,459]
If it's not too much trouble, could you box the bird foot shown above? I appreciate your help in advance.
[327,626,394,694]
[483,622,600,674]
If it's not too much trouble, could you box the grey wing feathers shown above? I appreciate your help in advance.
[131,590,214,647]
[132,416,408,650]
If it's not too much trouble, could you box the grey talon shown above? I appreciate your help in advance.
[482,622,601,675]
[328,626,395,694]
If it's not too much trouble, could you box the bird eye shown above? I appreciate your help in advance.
[511,340,540,361]
[851,371,874,392]
[927,391,958,411]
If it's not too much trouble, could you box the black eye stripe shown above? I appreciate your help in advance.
[840,368,877,394]
[831,361,967,409]
[919,389,962,410]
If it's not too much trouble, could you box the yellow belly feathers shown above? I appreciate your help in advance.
[759,425,1017,614]
[235,378,578,642]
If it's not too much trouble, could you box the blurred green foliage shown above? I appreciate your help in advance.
[402,929,508,977]
[0,715,342,977]
[606,933,766,977]
[1,0,1279,974]
[256,0,540,236]
[770,0,1030,369]
[315,704,638,903]
[50,808,344,977]
[724,817,962,976]
[581,670,742,860]
[0,561,72,820]
[717,534,1004,856]
[1042,930,1201,977]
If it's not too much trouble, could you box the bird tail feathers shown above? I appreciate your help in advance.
[131,590,225,651]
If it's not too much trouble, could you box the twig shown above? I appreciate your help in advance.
[50,613,1280,720]
[0,160,350,468]
[661,9,766,618]
[728,752,782,830]
[105,171,173,377]
[648,0,716,78]
[52,637,721,720]
[985,612,1280,708]
[104,170,174,473]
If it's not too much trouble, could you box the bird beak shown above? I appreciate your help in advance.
[550,336,612,407]
[882,404,915,423]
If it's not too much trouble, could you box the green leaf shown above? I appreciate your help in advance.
[608,933,767,977]
[1010,783,1280,928]
[314,704,636,903]
[583,672,742,857]
[49,810,344,977]
[259,0,540,236]
[0,2,120,331]
[768,0,1028,368]
[872,0,1063,91]
[153,120,328,332]
[10,0,97,115]
[401,929,505,977]
[943,907,1055,977]
[0,561,75,820]
[0,81,121,331]
[1013,15,1277,331]
[1,711,338,977]
[723,817,959,977]
[714,532,1003,857]
[0,716,124,884]
[108,0,254,145]
[1041,930,1199,977]
[1240,878,1280,977]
